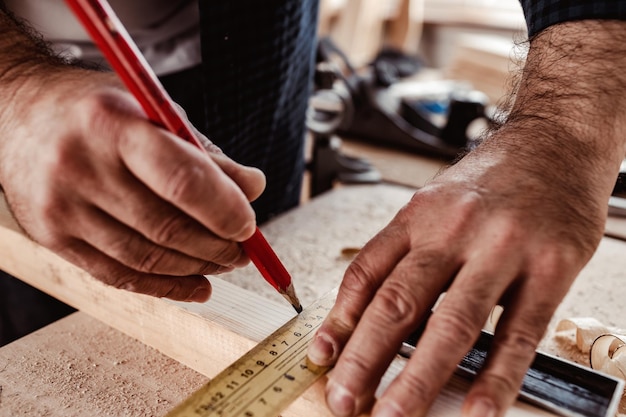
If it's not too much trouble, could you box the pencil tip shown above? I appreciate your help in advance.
[282,283,303,314]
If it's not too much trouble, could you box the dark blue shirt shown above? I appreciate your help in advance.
[198,0,319,223]
[521,0,626,37]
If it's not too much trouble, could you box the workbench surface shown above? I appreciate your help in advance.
[1,142,626,416]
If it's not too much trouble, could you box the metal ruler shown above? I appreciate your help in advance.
[167,287,623,417]
[165,290,336,417]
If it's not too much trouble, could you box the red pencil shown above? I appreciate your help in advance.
[65,0,302,313]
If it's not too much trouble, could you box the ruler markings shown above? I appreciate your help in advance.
[167,285,624,417]
[166,290,337,417]
[274,329,318,370]
[228,313,326,415]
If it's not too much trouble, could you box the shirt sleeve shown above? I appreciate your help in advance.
[520,0,626,37]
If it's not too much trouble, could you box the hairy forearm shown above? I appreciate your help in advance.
[0,9,65,83]
[450,20,626,251]
[0,8,72,142]
[510,20,626,158]
[485,20,626,198]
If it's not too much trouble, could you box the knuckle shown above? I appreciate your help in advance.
[342,260,380,297]
[370,281,423,327]
[102,234,136,261]
[162,162,203,205]
[324,315,356,340]
[428,308,481,347]
[408,186,440,207]
[337,349,373,380]
[136,245,169,273]
[394,371,434,405]
[78,92,119,131]
[208,242,242,266]
[412,248,452,272]
[150,212,191,247]
[495,329,541,359]
[99,268,137,292]
[161,280,184,300]
[78,92,107,116]
[478,369,521,395]
[532,246,582,281]
[198,261,227,275]
[45,142,70,175]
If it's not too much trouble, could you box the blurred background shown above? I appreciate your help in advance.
[316,0,526,104]
[303,0,528,198]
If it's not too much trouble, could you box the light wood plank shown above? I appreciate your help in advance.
[0,312,207,417]
[0,311,557,417]
[326,0,387,68]
[423,0,526,30]
[0,184,419,416]
[0,194,330,417]
[3,185,626,416]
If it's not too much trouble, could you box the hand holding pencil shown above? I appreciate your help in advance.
[64,0,302,312]
[0,0,298,306]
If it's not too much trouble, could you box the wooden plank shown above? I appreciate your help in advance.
[0,312,207,417]
[3,184,626,415]
[385,0,424,54]
[423,0,526,31]
[0,310,559,417]
[326,0,387,68]
[0,194,330,417]
[0,184,418,416]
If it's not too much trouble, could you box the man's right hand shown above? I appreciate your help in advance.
[0,62,266,301]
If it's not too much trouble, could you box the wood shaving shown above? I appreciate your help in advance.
[555,317,626,383]
[339,247,362,259]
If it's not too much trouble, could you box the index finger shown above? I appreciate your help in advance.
[117,120,257,241]
[307,222,411,368]
[371,252,518,417]
[318,247,460,417]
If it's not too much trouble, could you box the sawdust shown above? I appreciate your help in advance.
[539,238,626,417]
[0,313,205,417]
[220,184,415,306]
[3,184,626,416]
[545,326,626,416]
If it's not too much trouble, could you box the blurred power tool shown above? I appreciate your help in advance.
[305,38,492,196]
[305,40,383,197]
[310,38,491,158]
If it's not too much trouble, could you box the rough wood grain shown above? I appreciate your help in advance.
[0,312,207,417]
[0,194,329,417]
[0,183,419,416]
[2,184,626,416]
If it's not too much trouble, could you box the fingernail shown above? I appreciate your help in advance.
[205,143,223,154]
[188,286,210,302]
[465,398,496,417]
[326,380,355,417]
[373,401,403,417]
[307,333,336,366]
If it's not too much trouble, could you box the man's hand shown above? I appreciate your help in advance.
[0,11,265,302]
[308,19,626,417]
